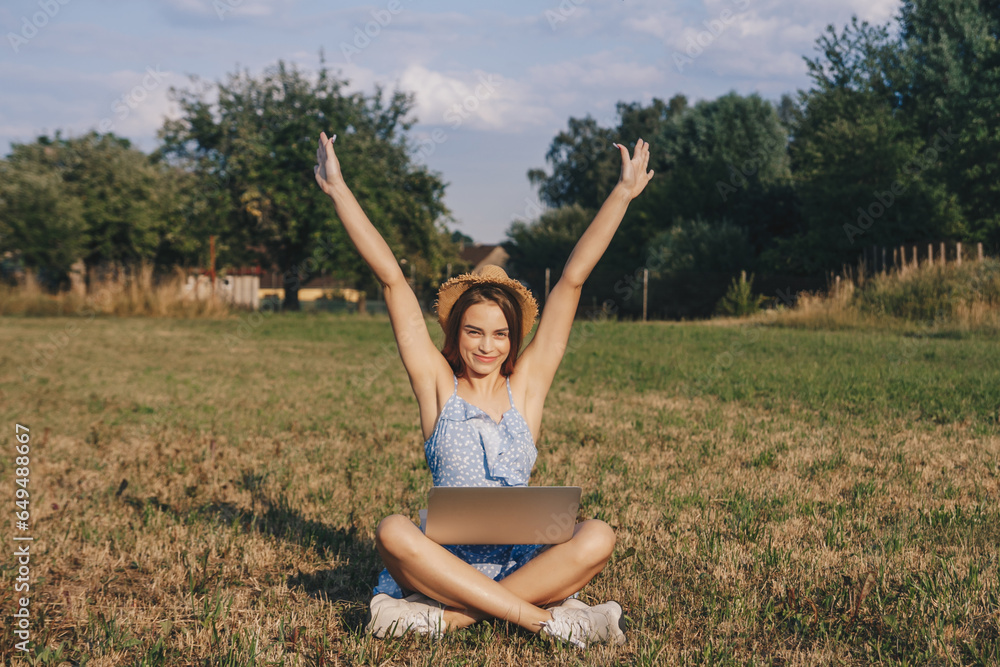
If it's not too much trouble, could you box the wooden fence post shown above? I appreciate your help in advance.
[978,242,984,261]
[642,268,648,322]
[939,242,946,267]
[956,242,962,266]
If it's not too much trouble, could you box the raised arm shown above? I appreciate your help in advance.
[314,131,448,403]
[518,138,654,401]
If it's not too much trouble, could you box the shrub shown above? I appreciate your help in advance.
[715,270,766,317]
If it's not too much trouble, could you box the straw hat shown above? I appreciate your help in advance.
[434,265,538,341]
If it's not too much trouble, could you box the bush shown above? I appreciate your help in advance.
[770,258,1000,333]
[715,270,766,317]
[856,258,1000,321]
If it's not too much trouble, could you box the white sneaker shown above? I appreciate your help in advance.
[545,597,590,611]
[366,593,446,639]
[540,601,627,648]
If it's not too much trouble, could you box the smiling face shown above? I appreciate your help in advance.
[441,283,523,378]
[458,301,511,375]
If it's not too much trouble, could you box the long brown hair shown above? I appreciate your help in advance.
[441,283,524,378]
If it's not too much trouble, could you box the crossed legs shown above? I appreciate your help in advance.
[375,515,616,634]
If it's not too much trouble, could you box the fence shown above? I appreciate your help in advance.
[858,241,985,278]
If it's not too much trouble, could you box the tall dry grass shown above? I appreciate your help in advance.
[768,258,1000,334]
[0,261,233,318]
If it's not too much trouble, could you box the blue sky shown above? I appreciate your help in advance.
[1,0,900,244]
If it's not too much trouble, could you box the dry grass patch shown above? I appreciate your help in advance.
[1,315,998,665]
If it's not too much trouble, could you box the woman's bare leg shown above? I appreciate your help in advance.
[376,514,552,632]
[439,519,616,630]
[376,516,616,633]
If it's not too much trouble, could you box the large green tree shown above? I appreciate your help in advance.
[0,132,183,288]
[158,59,460,310]
[900,0,1000,246]
[769,18,965,274]
[0,158,87,285]
[517,91,796,314]
[651,91,797,257]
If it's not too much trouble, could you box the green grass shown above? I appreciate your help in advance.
[1,312,998,665]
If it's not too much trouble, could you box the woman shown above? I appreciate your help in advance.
[314,130,653,648]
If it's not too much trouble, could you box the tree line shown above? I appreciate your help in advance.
[1,1,996,316]
[0,59,461,310]
[509,0,998,316]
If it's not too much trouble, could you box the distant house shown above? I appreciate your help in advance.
[255,270,362,303]
[459,243,509,272]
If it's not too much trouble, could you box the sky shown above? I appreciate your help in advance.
[1,0,902,245]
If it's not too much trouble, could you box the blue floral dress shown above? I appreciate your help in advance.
[372,373,547,598]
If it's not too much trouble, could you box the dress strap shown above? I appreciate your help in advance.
[452,374,458,394]
[505,375,515,410]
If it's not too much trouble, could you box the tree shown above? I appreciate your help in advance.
[652,91,797,255]
[158,59,461,310]
[503,203,594,298]
[522,91,793,266]
[526,115,619,212]
[900,0,1000,247]
[526,95,686,213]
[0,159,86,287]
[645,217,757,318]
[770,18,965,274]
[647,217,754,278]
[0,132,182,289]
[450,230,474,247]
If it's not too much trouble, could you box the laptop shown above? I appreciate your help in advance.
[421,486,582,545]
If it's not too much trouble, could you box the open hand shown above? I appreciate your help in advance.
[314,131,344,194]
[614,138,654,201]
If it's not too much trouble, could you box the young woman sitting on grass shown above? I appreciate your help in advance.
[313,130,654,648]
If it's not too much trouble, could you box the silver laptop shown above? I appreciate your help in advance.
[421,486,582,545]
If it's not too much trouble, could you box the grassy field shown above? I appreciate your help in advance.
[1,311,998,666]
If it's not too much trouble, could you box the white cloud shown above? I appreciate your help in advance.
[522,51,666,125]
[158,0,296,24]
[335,62,551,133]
[0,62,187,151]
[635,0,904,92]
[623,13,685,41]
